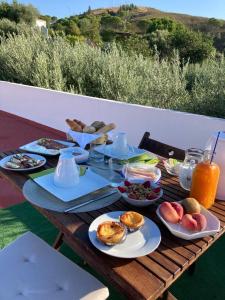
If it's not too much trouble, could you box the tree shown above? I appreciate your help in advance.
[147,17,183,33]
[79,16,102,44]
[117,35,151,57]
[0,1,39,25]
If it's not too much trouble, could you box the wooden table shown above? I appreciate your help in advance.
[1,149,225,300]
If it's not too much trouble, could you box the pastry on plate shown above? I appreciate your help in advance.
[120,211,145,232]
[97,221,126,246]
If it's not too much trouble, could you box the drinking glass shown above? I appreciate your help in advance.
[179,148,204,191]
[108,158,126,187]
[89,142,105,162]
[54,152,80,188]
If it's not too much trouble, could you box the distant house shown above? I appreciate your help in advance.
[35,19,48,36]
[35,19,47,29]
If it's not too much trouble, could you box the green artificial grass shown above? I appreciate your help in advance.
[0,202,224,300]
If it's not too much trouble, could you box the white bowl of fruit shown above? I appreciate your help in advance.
[156,198,220,240]
[117,181,163,207]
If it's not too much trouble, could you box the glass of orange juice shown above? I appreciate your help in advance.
[190,151,220,209]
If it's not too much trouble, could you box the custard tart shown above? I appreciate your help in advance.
[120,211,144,231]
[97,221,126,245]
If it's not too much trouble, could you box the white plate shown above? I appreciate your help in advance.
[95,144,148,160]
[89,211,161,258]
[0,153,46,172]
[34,169,110,202]
[19,139,75,156]
[156,205,220,240]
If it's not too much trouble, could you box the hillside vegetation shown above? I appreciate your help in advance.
[0,2,224,118]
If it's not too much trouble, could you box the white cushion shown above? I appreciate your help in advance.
[0,232,109,300]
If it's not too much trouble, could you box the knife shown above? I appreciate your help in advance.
[64,189,118,212]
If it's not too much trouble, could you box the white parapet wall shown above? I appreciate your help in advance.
[0,81,225,149]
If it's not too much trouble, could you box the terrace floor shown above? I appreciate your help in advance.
[0,110,66,208]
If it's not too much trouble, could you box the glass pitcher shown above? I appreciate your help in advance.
[179,148,204,191]
[54,152,80,188]
[111,132,129,156]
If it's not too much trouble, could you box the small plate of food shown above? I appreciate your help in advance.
[123,163,161,183]
[156,198,220,240]
[19,138,75,156]
[0,153,46,171]
[117,181,163,207]
[89,211,161,258]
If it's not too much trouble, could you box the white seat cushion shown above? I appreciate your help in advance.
[0,232,109,300]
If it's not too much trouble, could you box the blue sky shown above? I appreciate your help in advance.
[7,1,225,19]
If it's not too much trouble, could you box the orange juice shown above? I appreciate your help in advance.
[190,154,220,208]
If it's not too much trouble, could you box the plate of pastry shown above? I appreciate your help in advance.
[19,138,75,156]
[89,211,161,258]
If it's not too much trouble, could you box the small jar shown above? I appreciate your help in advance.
[179,148,204,191]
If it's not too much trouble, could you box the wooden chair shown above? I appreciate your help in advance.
[139,132,185,160]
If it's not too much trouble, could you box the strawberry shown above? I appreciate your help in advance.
[143,181,151,188]
[146,193,156,200]
[118,186,126,193]
[124,180,132,187]
[152,187,161,194]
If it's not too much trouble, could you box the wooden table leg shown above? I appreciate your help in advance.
[188,262,197,275]
[53,232,64,250]
[159,291,178,300]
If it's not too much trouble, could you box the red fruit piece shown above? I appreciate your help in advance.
[159,201,184,224]
[181,213,207,232]
[124,180,132,187]
[181,214,197,231]
[146,192,156,200]
[192,213,207,231]
[152,187,161,194]
[118,186,126,193]
[143,181,151,188]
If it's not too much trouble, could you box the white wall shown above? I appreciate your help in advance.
[0,81,225,149]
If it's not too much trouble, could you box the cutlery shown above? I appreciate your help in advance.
[64,189,118,212]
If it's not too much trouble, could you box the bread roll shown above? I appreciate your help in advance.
[73,119,86,129]
[96,123,116,134]
[66,119,82,132]
[83,126,96,134]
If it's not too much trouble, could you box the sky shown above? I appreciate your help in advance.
[7,0,225,20]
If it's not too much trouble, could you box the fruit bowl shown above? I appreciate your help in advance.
[156,203,220,240]
[118,181,163,207]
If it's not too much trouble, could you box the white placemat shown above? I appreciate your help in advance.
[34,169,110,202]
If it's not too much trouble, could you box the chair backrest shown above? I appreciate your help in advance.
[139,132,185,160]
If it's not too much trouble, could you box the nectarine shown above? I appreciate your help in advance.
[181,213,207,231]
[159,202,184,224]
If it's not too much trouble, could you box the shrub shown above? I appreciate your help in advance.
[0,31,224,118]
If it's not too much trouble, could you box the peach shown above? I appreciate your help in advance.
[159,202,184,224]
[181,213,207,231]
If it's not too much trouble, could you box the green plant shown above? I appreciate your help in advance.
[0,31,224,118]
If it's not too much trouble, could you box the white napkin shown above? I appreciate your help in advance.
[67,129,102,149]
